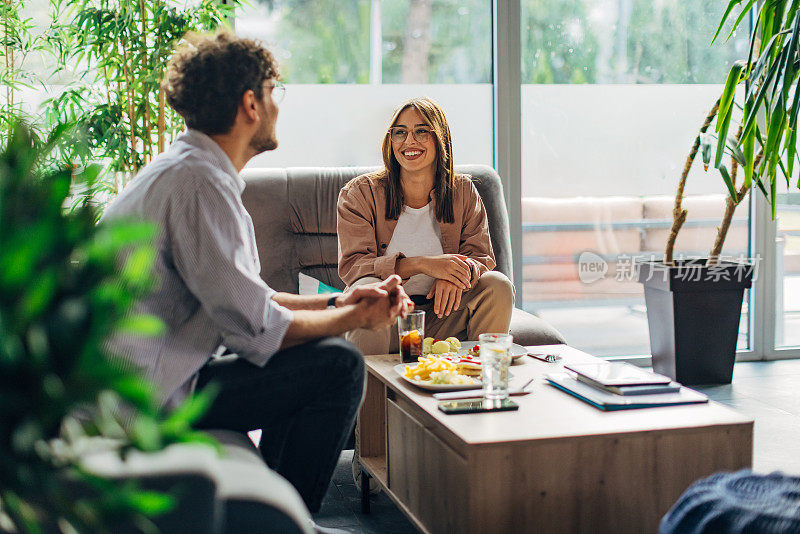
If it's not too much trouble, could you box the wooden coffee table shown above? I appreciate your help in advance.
[356,345,753,534]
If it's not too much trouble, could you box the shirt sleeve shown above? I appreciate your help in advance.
[167,177,293,366]
[459,179,496,280]
[337,182,403,286]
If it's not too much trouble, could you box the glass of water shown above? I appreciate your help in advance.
[479,333,513,400]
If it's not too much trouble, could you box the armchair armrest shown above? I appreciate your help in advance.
[206,430,314,534]
[76,430,313,534]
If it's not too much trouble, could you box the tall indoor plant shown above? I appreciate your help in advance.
[639,0,800,385]
[43,0,239,210]
[0,121,215,532]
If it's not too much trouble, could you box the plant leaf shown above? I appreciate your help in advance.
[716,108,736,169]
[115,313,165,337]
[719,164,739,200]
[743,124,755,186]
[764,92,787,163]
[726,136,747,166]
[713,0,745,44]
[112,376,157,411]
[741,57,781,139]
[125,491,174,515]
[788,30,800,134]
[779,158,791,187]
[787,127,797,179]
[719,62,745,125]
[754,173,770,197]
[160,385,218,436]
[727,0,759,43]
[131,416,162,452]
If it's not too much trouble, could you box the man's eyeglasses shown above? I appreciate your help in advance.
[268,81,286,104]
[389,126,432,144]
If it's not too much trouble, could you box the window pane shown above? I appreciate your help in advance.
[381,1,491,83]
[777,193,800,349]
[521,0,751,357]
[238,0,493,169]
[522,0,748,84]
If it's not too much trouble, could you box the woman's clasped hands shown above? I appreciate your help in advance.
[422,254,482,318]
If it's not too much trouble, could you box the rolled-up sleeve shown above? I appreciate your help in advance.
[337,183,401,285]
[168,178,293,366]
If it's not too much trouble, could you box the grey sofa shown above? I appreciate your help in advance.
[240,164,565,346]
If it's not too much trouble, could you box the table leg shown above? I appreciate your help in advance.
[360,467,371,514]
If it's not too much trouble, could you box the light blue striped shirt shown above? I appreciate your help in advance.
[103,130,294,409]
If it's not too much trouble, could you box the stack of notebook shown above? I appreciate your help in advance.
[545,362,708,411]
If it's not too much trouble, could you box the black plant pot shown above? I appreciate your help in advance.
[637,259,754,386]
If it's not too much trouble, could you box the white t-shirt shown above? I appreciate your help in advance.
[385,203,444,295]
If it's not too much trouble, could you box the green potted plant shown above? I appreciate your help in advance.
[0,121,215,532]
[638,0,800,385]
[3,0,238,212]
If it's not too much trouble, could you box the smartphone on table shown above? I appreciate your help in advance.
[438,398,519,415]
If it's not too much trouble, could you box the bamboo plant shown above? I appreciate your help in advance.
[46,0,239,201]
[666,0,800,266]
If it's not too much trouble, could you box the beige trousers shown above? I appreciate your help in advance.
[345,271,514,355]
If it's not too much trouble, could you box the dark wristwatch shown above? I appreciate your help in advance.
[327,294,340,309]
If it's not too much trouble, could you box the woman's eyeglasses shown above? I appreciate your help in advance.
[268,81,286,104]
[389,126,432,144]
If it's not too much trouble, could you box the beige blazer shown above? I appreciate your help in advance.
[337,172,495,287]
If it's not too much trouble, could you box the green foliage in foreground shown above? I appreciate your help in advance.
[0,122,217,533]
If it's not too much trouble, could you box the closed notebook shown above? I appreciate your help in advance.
[575,374,681,396]
[545,373,708,411]
[564,361,672,387]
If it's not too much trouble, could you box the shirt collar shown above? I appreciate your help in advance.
[179,129,246,193]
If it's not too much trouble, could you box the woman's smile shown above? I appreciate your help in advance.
[401,148,424,161]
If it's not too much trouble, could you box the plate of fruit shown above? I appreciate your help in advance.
[423,337,528,361]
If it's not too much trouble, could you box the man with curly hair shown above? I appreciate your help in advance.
[102,31,412,524]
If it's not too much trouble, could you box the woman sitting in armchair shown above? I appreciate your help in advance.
[337,96,513,355]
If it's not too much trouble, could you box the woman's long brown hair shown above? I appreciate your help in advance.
[380,97,456,223]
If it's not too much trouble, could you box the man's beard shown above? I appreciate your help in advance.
[249,121,277,154]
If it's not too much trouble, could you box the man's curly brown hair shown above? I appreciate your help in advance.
[163,31,279,135]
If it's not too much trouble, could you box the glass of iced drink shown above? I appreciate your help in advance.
[398,311,425,363]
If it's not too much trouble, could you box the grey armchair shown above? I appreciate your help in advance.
[76,430,313,534]
[241,164,565,346]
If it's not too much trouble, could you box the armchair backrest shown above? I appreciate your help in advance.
[240,164,511,293]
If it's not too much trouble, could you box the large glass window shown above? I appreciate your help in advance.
[520,0,751,356]
[237,0,493,170]
[8,0,797,360]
